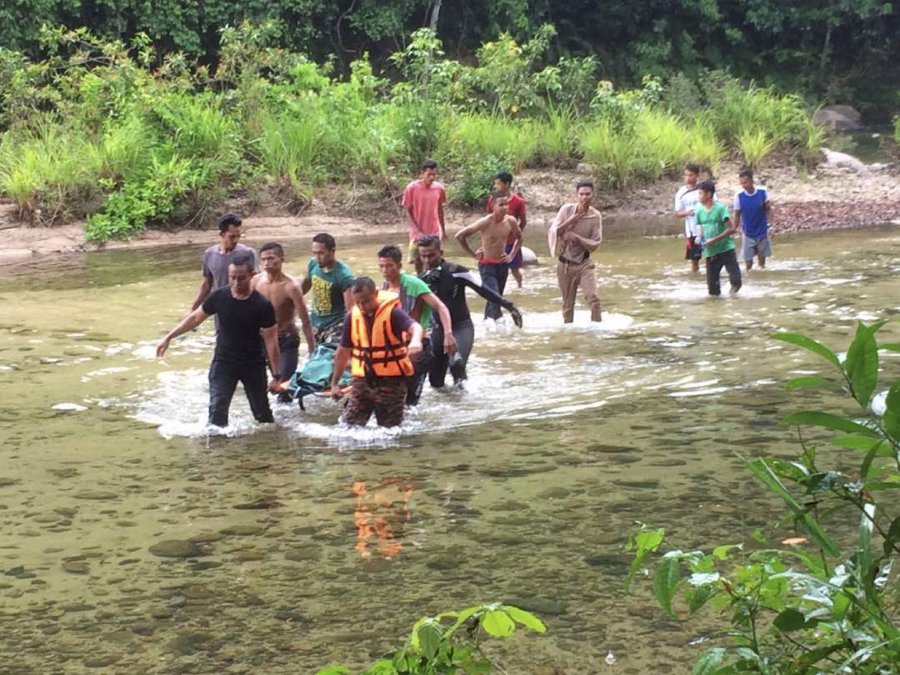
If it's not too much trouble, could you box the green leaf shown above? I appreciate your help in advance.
[882,380,900,440]
[624,527,665,590]
[794,643,845,670]
[748,458,840,557]
[772,332,840,368]
[481,609,516,637]
[316,667,351,675]
[781,411,877,436]
[884,517,900,557]
[692,647,726,675]
[712,543,742,560]
[845,322,879,407]
[833,435,884,451]
[773,607,807,632]
[654,556,681,617]
[785,375,832,390]
[501,605,547,633]
[879,342,900,354]
[858,503,876,590]
[832,591,851,621]
[688,584,715,614]
[365,660,398,675]
[417,621,442,660]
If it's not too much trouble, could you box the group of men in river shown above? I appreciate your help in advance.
[156,160,772,430]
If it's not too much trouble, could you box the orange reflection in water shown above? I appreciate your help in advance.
[352,478,414,559]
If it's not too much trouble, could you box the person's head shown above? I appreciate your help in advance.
[493,171,513,194]
[698,180,716,205]
[217,212,243,251]
[351,276,379,314]
[738,167,754,192]
[576,180,594,206]
[377,245,403,284]
[259,242,285,275]
[684,163,701,186]
[416,235,443,270]
[420,159,438,186]
[228,251,255,295]
[312,233,337,268]
[491,191,510,216]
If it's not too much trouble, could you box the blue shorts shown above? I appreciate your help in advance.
[505,243,524,269]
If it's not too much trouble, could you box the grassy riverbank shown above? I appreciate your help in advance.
[0,25,834,244]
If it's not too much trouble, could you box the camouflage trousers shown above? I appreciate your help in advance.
[343,377,407,428]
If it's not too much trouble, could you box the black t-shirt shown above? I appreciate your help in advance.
[420,260,471,325]
[202,288,276,364]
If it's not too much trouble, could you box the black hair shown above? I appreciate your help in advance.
[260,242,284,258]
[576,179,594,191]
[685,163,702,174]
[698,180,716,195]
[377,245,403,263]
[491,190,510,201]
[351,276,377,293]
[218,212,242,232]
[416,235,442,249]
[738,166,754,180]
[421,159,438,171]
[231,250,255,272]
[312,232,336,251]
[495,171,513,185]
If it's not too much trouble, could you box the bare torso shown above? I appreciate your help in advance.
[253,273,300,334]
[475,214,518,261]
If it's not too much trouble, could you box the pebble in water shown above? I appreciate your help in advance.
[148,540,205,558]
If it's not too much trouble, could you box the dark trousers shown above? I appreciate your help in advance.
[705,249,742,296]
[277,332,300,403]
[429,320,475,388]
[208,360,273,427]
[405,337,433,406]
[478,262,508,320]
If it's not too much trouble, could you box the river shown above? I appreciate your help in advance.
[1,224,898,673]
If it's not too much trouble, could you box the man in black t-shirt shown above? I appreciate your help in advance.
[416,236,522,389]
[157,252,281,427]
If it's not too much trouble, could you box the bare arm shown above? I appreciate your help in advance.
[732,209,742,232]
[405,205,424,240]
[290,280,316,354]
[438,201,446,240]
[455,218,489,260]
[330,346,352,394]
[504,219,523,262]
[421,292,457,355]
[262,324,281,388]
[343,287,355,312]
[405,321,424,357]
[189,276,213,312]
[765,200,774,231]
[157,308,209,356]
[455,273,523,328]
[300,275,311,295]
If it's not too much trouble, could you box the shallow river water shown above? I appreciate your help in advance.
[1,225,899,674]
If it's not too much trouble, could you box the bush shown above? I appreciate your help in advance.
[628,322,900,673]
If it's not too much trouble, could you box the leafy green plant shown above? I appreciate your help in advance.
[738,129,776,168]
[627,321,900,673]
[318,603,546,675]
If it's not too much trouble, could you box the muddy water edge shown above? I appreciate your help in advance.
[1,224,899,673]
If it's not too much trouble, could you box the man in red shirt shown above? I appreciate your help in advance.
[486,171,527,287]
[402,159,447,273]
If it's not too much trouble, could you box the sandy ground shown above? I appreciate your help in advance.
[1,159,898,265]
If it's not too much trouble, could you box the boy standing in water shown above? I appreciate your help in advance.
[732,167,773,271]
[486,172,528,288]
[674,163,703,274]
[402,160,447,273]
[301,233,356,344]
[696,181,742,297]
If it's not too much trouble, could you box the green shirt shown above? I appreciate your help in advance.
[306,259,355,329]
[385,272,434,328]
[696,202,735,257]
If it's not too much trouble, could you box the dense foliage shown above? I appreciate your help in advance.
[0,25,825,242]
[0,1,897,112]
[628,323,900,673]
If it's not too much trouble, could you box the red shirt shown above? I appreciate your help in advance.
[487,192,527,244]
[402,179,446,241]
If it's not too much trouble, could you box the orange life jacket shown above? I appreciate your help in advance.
[350,291,414,379]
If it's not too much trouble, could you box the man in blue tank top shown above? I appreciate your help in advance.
[732,167,773,271]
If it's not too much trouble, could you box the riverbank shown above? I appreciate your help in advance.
[1,158,898,264]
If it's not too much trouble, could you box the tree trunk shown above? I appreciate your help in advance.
[428,0,442,31]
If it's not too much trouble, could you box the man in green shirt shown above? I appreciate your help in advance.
[377,244,456,405]
[695,180,742,297]
[301,233,356,343]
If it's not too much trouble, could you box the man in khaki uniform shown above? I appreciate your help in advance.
[548,180,603,323]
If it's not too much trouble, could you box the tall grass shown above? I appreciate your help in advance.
[737,129,776,167]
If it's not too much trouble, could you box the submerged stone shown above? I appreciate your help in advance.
[219,525,265,536]
[148,540,203,558]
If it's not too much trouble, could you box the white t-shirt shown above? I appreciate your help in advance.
[675,185,702,238]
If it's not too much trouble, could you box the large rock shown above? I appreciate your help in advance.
[821,148,869,174]
[812,105,862,130]
[520,245,538,266]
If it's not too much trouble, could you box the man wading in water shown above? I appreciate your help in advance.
[416,236,522,391]
[157,251,282,427]
[252,242,315,402]
[301,233,355,345]
[548,180,603,323]
[456,192,522,326]
[188,213,257,316]
[329,277,423,428]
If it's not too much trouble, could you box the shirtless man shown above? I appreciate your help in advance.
[252,242,315,401]
[455,193,521,321]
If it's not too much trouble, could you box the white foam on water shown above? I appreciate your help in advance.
[81,366,131,382]
[52,402,88,412]
[511,310,635,333]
